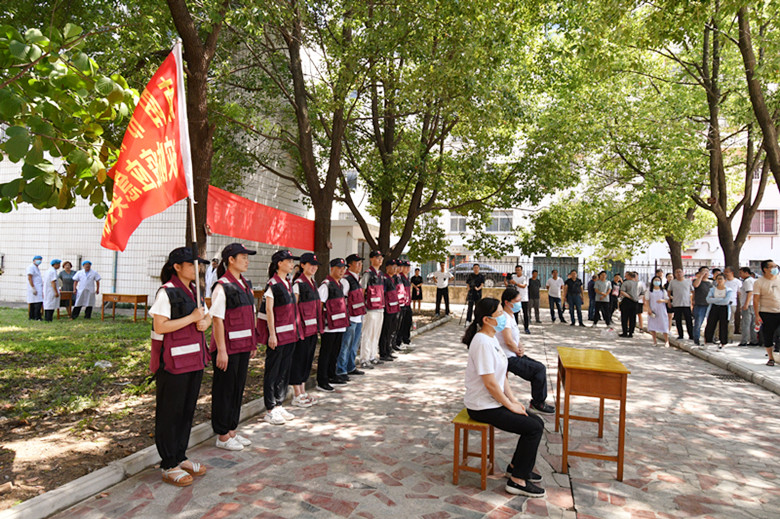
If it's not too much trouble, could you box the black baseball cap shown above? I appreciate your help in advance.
[369,250,384,258]
[221,242,257,261]
[300,252,321,265]
[330,258,347,268]
[272,250,299,262]
[346,253,364,264]
[168,247,209,265]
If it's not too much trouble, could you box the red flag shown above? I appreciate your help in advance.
[101,44,193,251]
[207,186,315,251]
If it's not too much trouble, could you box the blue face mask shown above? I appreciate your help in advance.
[512,302,522,313]
[772,267,779,276]
[653,280,661,286]
[33,259,42,266]
[492,313,507,333]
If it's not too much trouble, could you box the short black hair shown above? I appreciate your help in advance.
[473,263,480,267]
[739,267,752,275]
[760,259,774,272]
[532,269,538,273]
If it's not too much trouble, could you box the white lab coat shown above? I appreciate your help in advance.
[26,263,43,303]
[205,266,218,297]
[73,269,101,307]
[43,268,60,310]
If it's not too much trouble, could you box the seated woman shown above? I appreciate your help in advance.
[462,297,546,498]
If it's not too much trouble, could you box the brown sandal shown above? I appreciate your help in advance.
[181,461,206,477]
[161,467,193,487]
[767,359,775,366]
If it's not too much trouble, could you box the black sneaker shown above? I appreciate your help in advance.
[317,384,334,392]
[348,369,365,376]
[505,478,545,497]
[529,401,555,415]
[560,320,567,324]
[379,355,394,362]
[392,345,402,352]
[504,465,542,483]
[329,377,347,385]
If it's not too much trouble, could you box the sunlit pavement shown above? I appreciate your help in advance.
[52,318,779,518]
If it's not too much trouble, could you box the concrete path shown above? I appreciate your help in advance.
[50,318,780,519]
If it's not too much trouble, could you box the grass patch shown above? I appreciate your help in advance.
[0,307,154,420]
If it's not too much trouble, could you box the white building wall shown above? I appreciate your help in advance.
[0,159,308,304]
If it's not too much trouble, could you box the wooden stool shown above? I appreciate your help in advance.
[452,408,494,489]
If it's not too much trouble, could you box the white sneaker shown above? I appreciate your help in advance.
[234,434,252,446]
[292,395,313,408]
[276,406,294,420]
[264,408,286,425]
[303,393,317,405]
[215,436,244,451]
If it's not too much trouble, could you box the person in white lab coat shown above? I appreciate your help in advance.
[205,258,219,298]
[72,261,101,319]
[43,259,62,321]
[26,255,44,320]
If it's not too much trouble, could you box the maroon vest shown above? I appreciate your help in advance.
[395,274,408,307]
[322,276,350,330]
[209,271,257,354]
[295,275,323,338]
[151,275,208,375]
[257,274,300,346]
[345,271,367,317]
[384,273,400,314]
[365,267,385,310]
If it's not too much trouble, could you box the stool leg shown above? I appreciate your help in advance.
[598,397,605,438]
[488,425,495,475]
[481,428,488,490]
[463,429,469,463]
[453,425,460,485]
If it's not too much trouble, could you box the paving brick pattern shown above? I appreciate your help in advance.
[52,320,780,518]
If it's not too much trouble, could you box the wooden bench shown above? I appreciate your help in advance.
[101,294,148,322]
[452,408,494,489]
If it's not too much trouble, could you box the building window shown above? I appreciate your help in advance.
[750,210,776,235]
[450,214,467,233]
[486,211,513,233]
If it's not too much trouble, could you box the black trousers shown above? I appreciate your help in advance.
[593,301,611,325]
[396,306,413,345]
[620,299,636,335]
[466,290,482,322]
[211,350,250,435]
[379,312,399,357]
[290,334,318,385]
[71,306,92,319]
[759,311,780,349]
[507,356,548,405]
[609,295,619,316]
[435,288,450,315]
[263,341,295,410]
[520,301,530,331]
[704,305,729,345]
[155,368,203,470]
[44,309,55,321]
[28,302,42,320]
[317,332,344,386]
[467,407,544,479]
[673,306,694,339]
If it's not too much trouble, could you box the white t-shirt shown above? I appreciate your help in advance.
[265,277,291,299]
[546,277,564,298]
[636,281,646,303]
[209,277,247,320]
[495,309,520,359]
[724,278,741,306]
[739,277,754,307]
[318,279,348,333]
[464,332,507,411]
[433,270,454,289]
[150,284,209,320]
[512,274,528,302]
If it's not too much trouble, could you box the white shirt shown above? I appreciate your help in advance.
[464,332,507,411]
[319,279,347,333]
[546,277,564,298]
[265,277,291,299]
[739,277,754,307]
[512,274,528,302]
[26,263,43,303]
[73,269,101,293]
[149,284,208,320]
[43,268,60,310]
[636,281,646,303]
[209,277,247,320]
[724,278,741,306]
[496,309,520,359]
[433,270,454,289]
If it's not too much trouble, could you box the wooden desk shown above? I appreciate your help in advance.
[57,291,74,319]
[101,293,148,322]
[555,346,630,481]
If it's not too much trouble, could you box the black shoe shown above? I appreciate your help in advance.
[348,369,365,375]
[529,401,555,414]
[694,340,700,345]
[329,377,347,385]
[749,342,762,346]
[504,465,542,483]
[570,323,575,326]
[392,345,402,352]
[524,329,531,334]
[579,323,586,327]
[317,384,334,392]
[560,320,567,324]
[677,336,684,340]
[618,333,629,337]
[379,356,394,362]
[535,320,542,324]
[551,319,556,323]
[628,334,633,338]
[505,478,545,497]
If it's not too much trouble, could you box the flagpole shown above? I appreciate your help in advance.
[174,39,202,308]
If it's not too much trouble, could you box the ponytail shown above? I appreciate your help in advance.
[268,261,279,280]
[461,297,500,347]
[217,258,228,278]
[160,262,175,284]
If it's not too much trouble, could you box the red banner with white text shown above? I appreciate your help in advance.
[206,186,315,251]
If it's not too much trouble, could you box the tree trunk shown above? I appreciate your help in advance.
[665,236,683,272]
[312,200,332,282]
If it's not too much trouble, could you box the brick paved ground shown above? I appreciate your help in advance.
[51,319,780,518]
